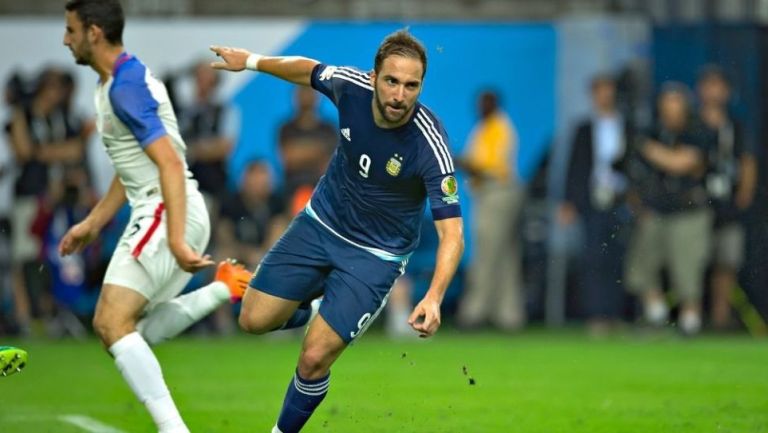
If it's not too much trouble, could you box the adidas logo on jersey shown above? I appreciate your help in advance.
[341,128,351,141]
[319,66,337,81]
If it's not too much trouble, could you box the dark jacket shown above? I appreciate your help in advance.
[565,117,633,214]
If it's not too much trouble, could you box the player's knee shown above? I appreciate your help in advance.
[237,310,272,334]
[92,313,134,347]
[297,347,332,379]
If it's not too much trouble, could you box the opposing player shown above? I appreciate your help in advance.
[61,2,251,432]
[210,29,465,432]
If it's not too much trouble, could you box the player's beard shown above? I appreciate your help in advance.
[70,41,92,66]
[374,87,412,126]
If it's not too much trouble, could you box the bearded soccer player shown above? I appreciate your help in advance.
[60,1,251,432]
[210,29,465,432]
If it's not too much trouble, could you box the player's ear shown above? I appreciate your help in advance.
[369,70,376,88]
[87,24,102,44]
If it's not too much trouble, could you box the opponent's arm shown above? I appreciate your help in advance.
[209,45,319,86]
[409,216,464,338]
[145,136,214,272]
[59,175,126,256]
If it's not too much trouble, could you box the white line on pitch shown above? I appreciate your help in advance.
[59,414,128,433]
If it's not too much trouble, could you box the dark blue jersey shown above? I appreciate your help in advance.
[307,64,461,260]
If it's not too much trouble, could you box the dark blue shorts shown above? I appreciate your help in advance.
[251,212,405,343]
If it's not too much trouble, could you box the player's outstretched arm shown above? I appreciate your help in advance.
[209,45,319,86]
[59,175,126,256]
[409,217,464,338]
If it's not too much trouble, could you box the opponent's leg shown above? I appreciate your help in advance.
[138,260,251,345]
[272,314,346,433]
[94,284,189,433]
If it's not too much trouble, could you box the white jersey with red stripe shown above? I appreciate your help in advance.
[95,52,199,205]
[98,53,210,305]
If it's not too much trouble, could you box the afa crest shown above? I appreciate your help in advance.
[386,153,404,176]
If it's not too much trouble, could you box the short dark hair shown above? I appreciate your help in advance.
[374,29,427,78]
[65,0,124,45]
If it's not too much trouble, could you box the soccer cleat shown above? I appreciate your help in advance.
[215,259,252,302]
[0,346,28,377]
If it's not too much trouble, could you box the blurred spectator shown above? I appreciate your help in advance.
[0,74,21,334]
[217,160,286,269]
[179,61,235,212]
[559,75,632,335]
[8,67,86,335]
[34,166,95,338]
[456,90,525,331]
[696,66,758,330]
[625,83,712,335]
[278,85,336,215]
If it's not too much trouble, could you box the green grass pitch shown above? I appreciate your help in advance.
[1,330,766,432]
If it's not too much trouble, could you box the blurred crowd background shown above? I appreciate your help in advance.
[1,0,767,339]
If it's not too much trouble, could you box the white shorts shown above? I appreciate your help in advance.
[103,192,210,309]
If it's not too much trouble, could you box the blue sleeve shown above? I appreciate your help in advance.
[417,113,461,220]
[109,68,167,149]
[311,64,372,106]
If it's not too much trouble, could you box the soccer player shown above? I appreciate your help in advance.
[60,2,251,432]
[210,29,465,432]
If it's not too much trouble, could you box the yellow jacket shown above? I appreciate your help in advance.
[463,110,517,183]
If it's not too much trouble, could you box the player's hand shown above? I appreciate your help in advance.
[209,45,251,72]
[170,242,215,273]
[58,219,99,256]
[408,296,442,338]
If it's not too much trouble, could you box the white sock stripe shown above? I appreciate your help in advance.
[338,66,370,80]
[294,379,330,391]
[333,71,373,90]
[417,109,454,172]
[294,385,329,395]
[294,375,330,392]
[293,381,330,395]
[414,116,448,174]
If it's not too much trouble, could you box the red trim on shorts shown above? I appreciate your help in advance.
[131,203,165,258]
